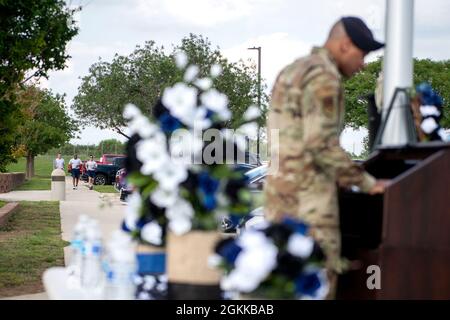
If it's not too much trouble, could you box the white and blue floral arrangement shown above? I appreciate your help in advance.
[211,217,329,300]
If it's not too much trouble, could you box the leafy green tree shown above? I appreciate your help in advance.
[98,139,125,155]
[344,58,450,129]
[73,34,268,138]
[15,86,78,178]
[0,0,79,95]
[0,0,79,171]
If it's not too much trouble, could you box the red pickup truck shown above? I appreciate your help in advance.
[98,154,126,165]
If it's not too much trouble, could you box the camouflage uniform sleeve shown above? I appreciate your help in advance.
[301,72,376,192]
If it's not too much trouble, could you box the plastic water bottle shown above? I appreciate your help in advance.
[103,231,137,300]
[67,215,90,288]
[81,220,103,294]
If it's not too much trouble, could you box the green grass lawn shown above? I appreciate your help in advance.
[0,201,5,209]
[92,184,118,193]
[15,175,51,191]
[0,201,67,298]
[6,155,83,191]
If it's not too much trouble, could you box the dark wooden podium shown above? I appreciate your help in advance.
[337,142,450,299]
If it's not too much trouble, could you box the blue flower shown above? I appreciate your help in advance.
[416,82,443,107]
[202,193,217,211]
[158,112,182,133]
[199,172,220,194]
[198,172,220,210]
[295,271,322,297]
[217,241,242,265]
[205,109,215,120]
[228,214,242,228]
[282,217,309,235]
[121,220,132,232]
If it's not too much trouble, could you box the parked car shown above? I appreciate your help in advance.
[220,164,268,233]
[81,157,126,185]
[245,164,268,191]
[98,153,126,165]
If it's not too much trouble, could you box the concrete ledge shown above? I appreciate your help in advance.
[0,202,20,227]
[0,173,25,193]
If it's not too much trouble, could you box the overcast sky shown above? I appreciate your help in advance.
[44,0,450,154]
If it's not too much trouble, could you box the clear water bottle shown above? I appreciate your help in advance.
[67,215,90,288]
[81,220,103,293]
[103,231,137,300]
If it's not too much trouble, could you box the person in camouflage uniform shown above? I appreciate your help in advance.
[264,17,388,299]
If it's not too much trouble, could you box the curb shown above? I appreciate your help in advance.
[0,202,20,227]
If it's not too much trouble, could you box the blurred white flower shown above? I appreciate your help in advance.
[154,161,188,191]
[237,230,269,249]
[287,234,314,258]
[125,191,141,230]
[166,198,194,220]
[189,106,213,129]
[166,198,194,235]
[218,108,231,121]
[437,128,447,140]
[156,282,167,292]
[141,221,163,246]
[162,83,198,123]
[221,269,261,292]
[201,89,228,113]
[137,138,168,175]
[174,51,188,69]
[184,65,200,82]
[210,64,222,78]
[221,231,278,292]
[133,275,143,286]
[244,216,268,231]
[143,275,156,290]
[168,217,192,235]
[170,129,204,166]
[243,105,261,121]
[234,242,278,277]
[238,122,258,138]
[420,105,440,117]
[137,292,151,300]
[421,117,438,134]
[208,254,223,268]
[194,78,213,90]
[150,187,179,208]
[159,274,168,283]
[123,103,141,120]
[129,115,159,138]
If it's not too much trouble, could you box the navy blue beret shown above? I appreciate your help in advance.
[341,16,384,52]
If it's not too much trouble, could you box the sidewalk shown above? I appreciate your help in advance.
[0,177,126,300]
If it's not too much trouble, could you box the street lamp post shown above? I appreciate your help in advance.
[248,46,261,158]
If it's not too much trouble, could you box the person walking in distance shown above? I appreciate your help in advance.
[69,154,82,190]
[53,153,65,170]
[85,155,97,190]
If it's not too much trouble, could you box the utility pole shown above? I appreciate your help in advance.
[248,46,261,157]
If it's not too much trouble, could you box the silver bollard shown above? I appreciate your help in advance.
[51,168,66,200]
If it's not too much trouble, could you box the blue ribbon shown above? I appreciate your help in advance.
[137,253,166,274]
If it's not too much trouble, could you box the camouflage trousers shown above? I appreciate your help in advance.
[308,227,341,300]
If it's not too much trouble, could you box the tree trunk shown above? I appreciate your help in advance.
[26,153,35,180]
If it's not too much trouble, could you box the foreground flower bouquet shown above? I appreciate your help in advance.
[121,51,258,299]
[212,218,329,300]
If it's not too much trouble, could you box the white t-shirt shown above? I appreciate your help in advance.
[54,158,65,169]
[69,158,82,169]
[85,160,97,171]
